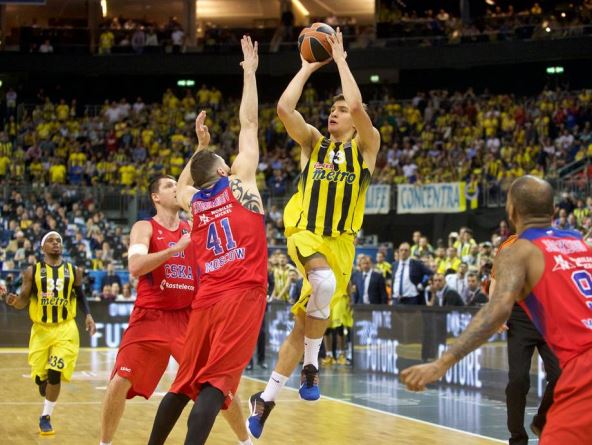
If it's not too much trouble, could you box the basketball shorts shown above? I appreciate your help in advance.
[287,229,354,326]
[540,347,592,444]
[111,306,190,399]
[29,319,79,382]
[170,287,266,409]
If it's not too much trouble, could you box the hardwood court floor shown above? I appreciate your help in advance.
[1,349,502,445]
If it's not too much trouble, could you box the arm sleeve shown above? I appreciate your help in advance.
[74,285,91,316]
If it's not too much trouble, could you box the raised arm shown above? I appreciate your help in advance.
[176,110,210,211]
[328,28,380,164]
[127,220,190,278]
[401,244,528,391]
[231,36,260,182]
[276,57,325,155]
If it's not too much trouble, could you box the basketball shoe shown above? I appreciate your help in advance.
[299,364,320,401]
[246,391,275,439]
[39,415,55,435]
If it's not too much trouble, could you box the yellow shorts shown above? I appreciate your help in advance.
[28,319,80,382]
[287,229,354,327]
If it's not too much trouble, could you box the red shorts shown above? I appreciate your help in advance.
[540,347,592,445]
[170,287,266,409]
[111,306,190,399]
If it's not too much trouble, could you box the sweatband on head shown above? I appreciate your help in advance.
[41,231,63,248]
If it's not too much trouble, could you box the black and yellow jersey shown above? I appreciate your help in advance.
[284,137,371,237]
[29,261,77,324]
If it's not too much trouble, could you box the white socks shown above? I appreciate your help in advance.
[239,439,253,445]
[100,442,112,445]
[260,371,289,402]
[303,336,323,369]
[42,399,56,417]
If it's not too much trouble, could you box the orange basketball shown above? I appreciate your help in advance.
[298,22,335,63]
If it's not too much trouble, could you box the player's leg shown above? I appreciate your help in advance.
[505,316,537,445]
[184,288,265,444]
[247,311,304,438]
[531,340,561,437]
[184,383,225,445]
[29,324,54,435]
[296,253,335,400]
[103,307,186,445]
[42,368,61,420]
[262,310,305,397]
[148,391,191,445]
[100,374,132,445]
[220,395,252,444]
[29,324,51,397]
[40,319,79,436]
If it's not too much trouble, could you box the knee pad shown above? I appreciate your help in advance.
[35,375,46,386]
[306,268,336,320]
[47,369,61,385]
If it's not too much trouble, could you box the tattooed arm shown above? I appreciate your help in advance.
[231,178,263,214]
[400,243,529,391]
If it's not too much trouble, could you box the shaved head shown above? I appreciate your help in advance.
[508,176,554,220]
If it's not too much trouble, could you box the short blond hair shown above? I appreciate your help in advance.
[332,94,368,112]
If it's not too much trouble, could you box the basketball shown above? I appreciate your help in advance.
[298,22,335,63]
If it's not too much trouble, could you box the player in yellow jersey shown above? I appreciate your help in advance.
[3,232,96,436]
[248,28,380,438]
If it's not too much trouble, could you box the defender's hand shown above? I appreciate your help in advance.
[195,110,210,149]
[240,35,258,74]
[400,361,447,391]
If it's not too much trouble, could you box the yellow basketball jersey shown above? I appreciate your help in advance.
[284,137,371,237]
[29,261,77,324]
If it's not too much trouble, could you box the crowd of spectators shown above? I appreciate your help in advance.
[352,189,592,309]
[378,0,592,44]
[97,16,186,55]
[6,0,592,54]
[3,85,591,209]
[0,189,132,300]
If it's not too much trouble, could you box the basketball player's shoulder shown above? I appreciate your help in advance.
[229,175,263,214]
[131,219,153,235]
[498,234,518,253]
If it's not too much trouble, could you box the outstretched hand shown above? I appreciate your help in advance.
[400,361,447,392]
[195,110,210,149]
[240,35,258,74]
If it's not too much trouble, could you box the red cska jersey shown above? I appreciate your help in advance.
[135,219,196,310]
[518,227,592,367]
[190,177,268,309]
